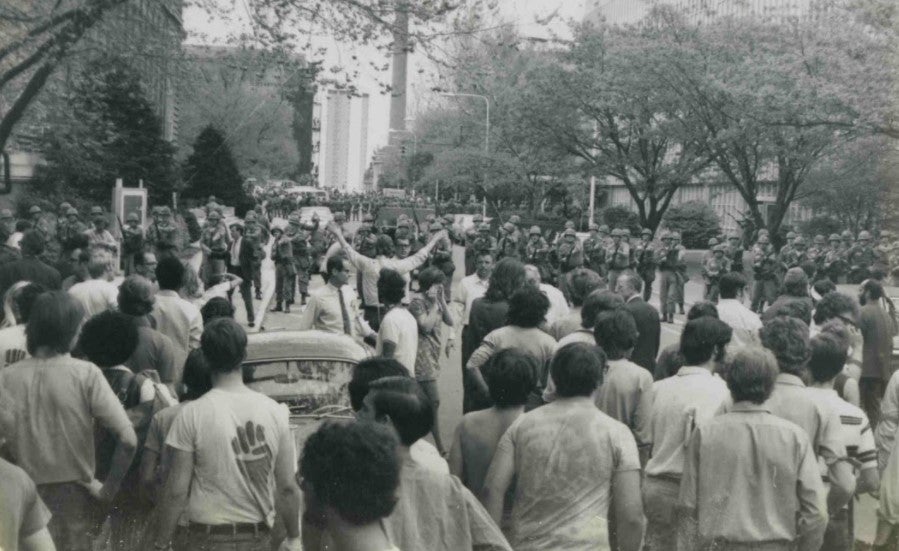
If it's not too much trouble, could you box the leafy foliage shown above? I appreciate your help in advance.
[601,206,642,236]
[181,125,248,209]
[662,201,721,249]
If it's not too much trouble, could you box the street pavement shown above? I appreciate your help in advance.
[229,232,876,546]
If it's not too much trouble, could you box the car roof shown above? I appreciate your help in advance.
[245,330,369,364]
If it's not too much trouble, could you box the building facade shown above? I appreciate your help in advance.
[318,90,370,191]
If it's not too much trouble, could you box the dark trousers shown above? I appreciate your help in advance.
[821,507,851,551]
[642,275,655,302]
[363,305,382,332]
[228,265,255,324]
[461,325,491,413]
[37,482,106,551]
[861,376,887,428]
[173,525,272,551]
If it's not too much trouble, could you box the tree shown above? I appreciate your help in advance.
[35,56,176,203]
[182,126,246,208]
[662,201,721,249]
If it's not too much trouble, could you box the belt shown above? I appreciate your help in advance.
[187,522,268,536]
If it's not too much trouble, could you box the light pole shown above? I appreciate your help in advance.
[389,128,418,155]
[439,92,490,216]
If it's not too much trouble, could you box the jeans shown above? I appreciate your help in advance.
[173,526,272,551]
[37,482,106,551]
[643,475,680,551]
[821,508,851,551]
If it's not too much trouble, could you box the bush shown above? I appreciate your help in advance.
[662,201,721,249]
[600,205,642,235]
[800,216,842,239]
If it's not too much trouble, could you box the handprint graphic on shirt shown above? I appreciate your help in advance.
[231,421,274,492]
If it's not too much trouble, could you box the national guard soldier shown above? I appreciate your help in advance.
[395,217,414,244]
[726,232,745,274]
[85,206,119,255]
[525,225,552,282]
[634,228,657,301]
[353,220,373,252]
[598,224,612,249]
[847,230,880,283]
[553,227,583,288]
[463,215,484,275]
[841,229,854,255]
[875,230,894,279]
[472,223,498,260]
[28,205,54,247]
[309,213,327,275]
[508,214,524,242]
[121,212,145,275]
[822,233,847,283]
[606,228,631,293]
[429,221,456,299]
[671,231,688,315]
[270,224,296,313]
[751,233,779,313]
[703,237,719,265]
[201,209,231,285]
[582,223,607,277]
[289,218,312,306]
[254,204,270,232]
[808,234,828,276]
[703,244,731,302]
[244,211,267,300]
[147,206,180,259]
[656,231,682,323]
[498,222,520,261]
[58,207,87,253]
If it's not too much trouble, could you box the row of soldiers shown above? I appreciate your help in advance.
[269,212,331,312]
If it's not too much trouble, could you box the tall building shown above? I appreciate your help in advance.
[319,90,370,191]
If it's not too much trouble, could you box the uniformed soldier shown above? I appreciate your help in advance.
[750,233,779,313]
[875,230,894,279]
[582,223,607,277]
[634,228,657,301]
[847,230,879,283]
[726,232,745,274]
[428,221,455,300]
[598,224,612,249]
[606,228,631,293]
[243,211,267,300]
[702,244,731,303]
[289,219,312,306]
[270,224,296,313]
[147,206,180,259]
[58,207,87,253]
[671,231,688,314]
[822,233,847,283]
[472,223,498,260]
[808,234,828,276]
[55,202,71,246]
[201,209,231,285]
[121,212,145,275]
[498,222,520,261]
[309,214,327,276]
[841,229,854,254]
[29,205,54,248]
[553,227,584,283]
[463,215,484,275]
[703,237,719,265]
[656,231,682,323]
[524,225,551,282]
[353,221,373,254]
[85,206,119,255]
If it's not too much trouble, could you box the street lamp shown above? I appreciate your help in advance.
[439,92,490,216]
[389,128,417,155]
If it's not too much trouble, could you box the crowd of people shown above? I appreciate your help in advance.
[0,192,898,551]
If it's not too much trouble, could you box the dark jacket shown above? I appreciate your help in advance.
[625,296,661,373]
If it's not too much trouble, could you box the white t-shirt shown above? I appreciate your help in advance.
[0,325,28,368]
[67,278,119,318]
[165,387,293,526]
[376,307,419,376]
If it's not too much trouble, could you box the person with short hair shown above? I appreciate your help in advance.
[678,347,828,551]
[548,268,604,340]
[716,272,763,347]
[0,231,61,313]
[375,269,419,375]
[449,349,538,499]
[151,256,203,375]
[858,279,896,427]
[299,421,402,551]
[146,318,302,551]
[762,267,814,324]
[135,251,159,284]
[0,292,137,551]
[452,250,493,364]
[0,282,44,368]
[298,255,375,342]
[593,308,653,434]
[637,317,732,549]
[67,250,118,318]
[466,286,556,409]
[523,264,570,327]
[118,275,179,385]
[617,271,661,373]
[481,343,645,551]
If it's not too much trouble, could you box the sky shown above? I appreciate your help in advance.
[182,0,588,185]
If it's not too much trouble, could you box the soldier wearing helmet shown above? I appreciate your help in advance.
[847,230,880,283]
[702,244,731,302]
[703,237,720,266]
[498,222,519,261]
[524,225,551,281]
[582,223,607,277]
[655,231,682,322]
[470,223,498,265]
[553,227,584,286]
[725,232,745,275]
[200,209,231,284]
[634,228,657,301]
[121,211,145,275]
[270,221,296,313]
[55,202,72,241]
[243,210,268,300]
[146,206,180,258]
[308,214,327,277]
[285,215,312,306]
[750,233,778,313]
[606,228,631,293]
[57,207,87,253]
[821,234,847,283]
[807,234,827,275]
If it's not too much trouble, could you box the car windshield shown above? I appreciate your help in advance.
[243,359,355,415]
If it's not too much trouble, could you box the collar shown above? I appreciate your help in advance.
[676,366,713,377]
[157,289,179,298]
[730,402,772,413]
[776,373,805,387]
[625,295,640,303]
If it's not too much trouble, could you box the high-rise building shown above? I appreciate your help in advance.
[319,90,370,191]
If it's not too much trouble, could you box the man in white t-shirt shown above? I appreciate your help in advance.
[146,318,302,551]
[67,250,119,318]
[375,269,419,375]
[524,264,570,326]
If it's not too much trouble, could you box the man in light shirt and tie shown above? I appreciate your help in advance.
[452,250,493,366]
[298,256,376,346]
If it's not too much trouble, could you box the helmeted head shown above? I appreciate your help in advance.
[244,211,257,224]
[828,233,841,244]
[429,221,444,233]
[757,234,770,245]
[714,244,727,255]
[58,202,71,214]
[786,231,797,241]
[126,212,140,225]
[509,215,521,226]
[813,234,826,246]
[841,230,853,241]
[66,207,79,219]
[564,220,575,230]
[708,237,719,247]
[563,228,577,240]
[598,224,610,236]
[157,206,172,219]
[661,231,673,243]
[502,222,515,234]
[478,223,490,234]
[611,228,623,240]
[793,236,807,249]
[857,230,871,243]
[529,225,541,237]
[641,228,652,239]
[28,205,41,217]
[207,210,222,223]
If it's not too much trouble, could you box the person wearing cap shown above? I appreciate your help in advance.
[29,205,55,248]
[84,206,119,256]
[750,233,779,313]
[703,237,719,265]
[702,245,731,303]
[596,224,611,248]
[269,223,296,313]
[847,230,881,283]
[121,212,145,276]
[671,231,688,315]
[606,228,631,294]
[147,206,180,258]
[469,223,498,275]
[655,232,682,323]
[582,224,607,277]
[807,234,827,276]
[55,202,72,243]
[553,227,583,288]
[308,214,327,276]
[200,210,231,286]
[634,228,657,301]
[497,222,520,262]
[841,229,854,254]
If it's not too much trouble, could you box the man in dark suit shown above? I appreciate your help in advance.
[616,271,660,373]
[227,221,262,328]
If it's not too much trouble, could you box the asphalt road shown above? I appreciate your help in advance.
[230,231,877,546]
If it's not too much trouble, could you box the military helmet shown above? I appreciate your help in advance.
[611,228,624,237]
[588,222,598,231]
[0,209,12,220]
[786,231,797,240]
[564,220,575,229]
[563,228,577,237]
[641,228,652,237]
[430,221,444,232]
[66,207,79,217]
[270,225,284,235]
[858,230,872,241]
[708,237,719,247]
[813,234,826,244]
[671,231,682,240]
[714,244,727,253]
[90,206,104,216]
[758,229,769,236]
[363,213,374,223]
[478,223,490,232]
[509,215,521,225]
[287,214,300,226]
[28,205,41,215]
[881,230,893,239]
[244,211,257,222]
[828,233,841,242]
[841,230,853,239]
[758,234,770,244]
[793,236,806,247]
[207,210,221,220]
[58,202,72,212]
[529,225,541,236]
[728,232,741,240]
[125,212,139,222]
[661,231,673,241]
[502,222,515,233]
[473,214,483,223]
[396,219,410,229]
[157,206,172,216]
[622,228,631,237]
[598,224,610,234]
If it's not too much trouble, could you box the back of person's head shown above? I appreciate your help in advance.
[118,275,155,317]
[78,311,139,368]
[808,333,848,385]
[11,282,45,325]
[375,234,395,257]
[817,319,851,350]
[19,230,44,256]
[201,318,247,373]
[365,376,433,446]
[679,317,733,366]
[65,234,90,253]
[777,299,813,326]
[325,256,346,283]
[812,279,836,299]
[566,269,604,307]
[485,257,526,302]
[593,308,638,360]
[813,291,859,326]
[155,256,185,291]
[861,278,885,301]
[550,343,606,398]
[483,349,538,408]
[300,421,400,526]
[377,268,406,305]
[26,291,84,355]
[724,347,779,404]
[15,220,32,232]
[86,250,113,279]
[687,301,719,321]
[783,268,809,297]
[719,273,747,300]
[759,316,810,376]
[182,349,213,401]
[581,289,625,329]
[417,267,446,294]
[617,271,643,295]
[201,297,235,323]
[506,286,550,328]
[349,358,410,411]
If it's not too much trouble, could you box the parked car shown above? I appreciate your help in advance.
[242,330,369,453]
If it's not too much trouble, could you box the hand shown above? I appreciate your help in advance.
[79,478,113,503]
[326,221,341,235]
[278,537,303,551]
[445,340,455,358]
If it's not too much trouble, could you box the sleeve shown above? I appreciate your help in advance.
[635,384,656,447]
[87,366,134,440]
[378,313,401,345]
[396,244,433,273]
[678,426,701,512]
[188,310,203,350]
[157,337,178,385]
[856,414,878,471]
[165,403,198,452]
[466,331,498,371]
[817,407,848,465]
[19,472,52,538]
[795,436,828,551]
[613,424,641,472]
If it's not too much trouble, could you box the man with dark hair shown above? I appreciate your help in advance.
[523,264,569,327]
[118,275,178,385]
[549,268,604,340]
[0,231,61,313]
[858,279,895,426]
[678,347,828,551]
[0,282,45,368]
[762,267,814,323]
[299,255,375,343]
[717,272,763,347]
[134,251,158,284]
[759,316,856,515]
[375,269,419,375]
[452,250,493,365]
[449,349,537,496]
[482,343,644,551]
[617,271,661,373]
[299,421,401,551]
[67,250,118,317]
[594,308,653,434]
[147,318,302,551]
[636,317,732,549]
[151,256,202,372]
[226,221,257,328]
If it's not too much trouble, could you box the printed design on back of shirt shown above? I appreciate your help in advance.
[231,420,274,491]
